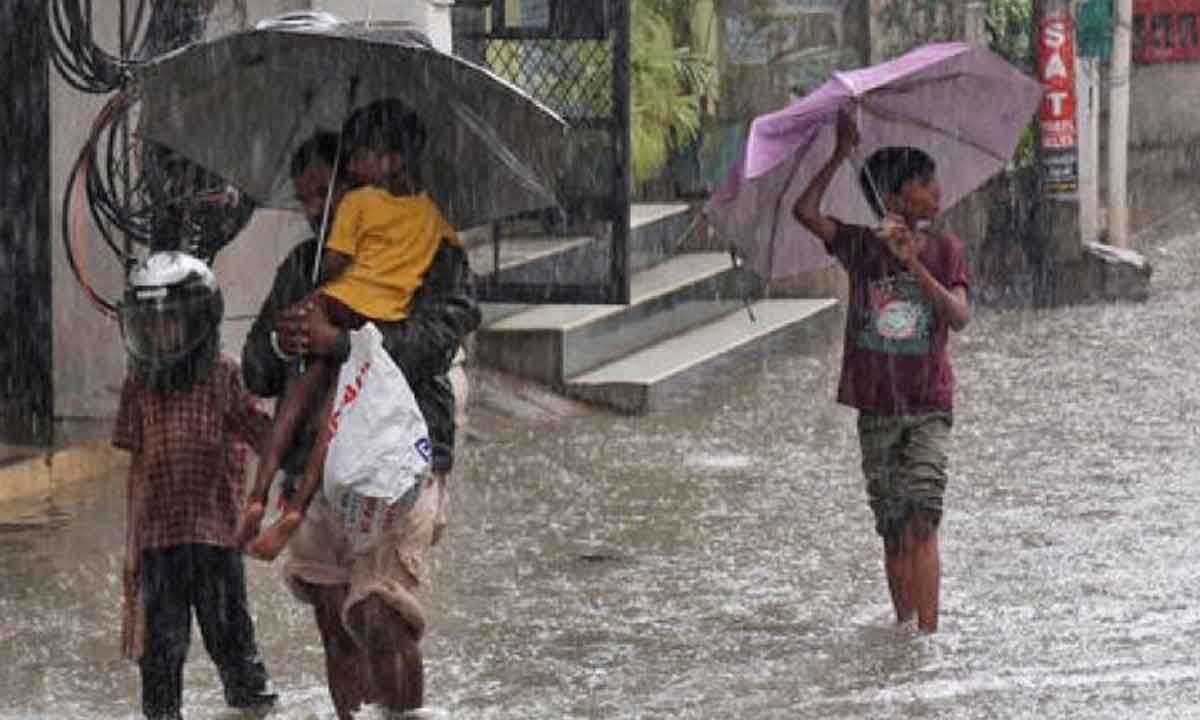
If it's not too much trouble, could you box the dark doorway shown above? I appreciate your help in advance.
[1,0,53,445]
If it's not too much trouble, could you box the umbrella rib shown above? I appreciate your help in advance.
[857,102,1010,164]
[766,151,806,282]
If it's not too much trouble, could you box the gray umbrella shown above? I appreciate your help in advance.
[134,14,567,230]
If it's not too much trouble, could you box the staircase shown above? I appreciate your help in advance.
[468,204,839,414]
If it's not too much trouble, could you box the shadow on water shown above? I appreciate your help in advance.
[4,228,1200,718]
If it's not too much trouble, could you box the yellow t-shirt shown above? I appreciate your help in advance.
[321,186,459,321]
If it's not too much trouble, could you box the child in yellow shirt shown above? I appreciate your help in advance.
[237,99,461,560]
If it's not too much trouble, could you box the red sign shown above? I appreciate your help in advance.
[1134,0,1200,63]
[1036,14,1077,151]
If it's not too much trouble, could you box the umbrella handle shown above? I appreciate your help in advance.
[842,102,886,218]
[851,145,887,220]
[310,77,361,286]
[726,249,757,323]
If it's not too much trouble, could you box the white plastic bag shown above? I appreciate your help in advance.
[323,323,432,552]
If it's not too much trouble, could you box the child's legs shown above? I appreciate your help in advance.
[859,414,913,622]
[896,415,950,631]
[902,516,940,632]
[189,545,276,708]
[288,291,364,511]
[252,359,329,499]
[244,363,335,560]
[139,546,193,718]
[247,293,358,558]
[293,371,339,513]
[859,413,950,629]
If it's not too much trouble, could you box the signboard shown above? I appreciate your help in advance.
[1077,0,1114,60]
[1037,13,1078,197]
[1133,0,1200,62]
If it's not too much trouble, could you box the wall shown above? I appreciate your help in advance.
[717,0,868,123]
[50,1,308,420]
[1124,61,1200,234]
[316,0,454,48]
[866,0,987,61]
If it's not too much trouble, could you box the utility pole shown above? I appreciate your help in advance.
[1033,0,1082,263]
[1075,56,1101,245]
[1108,0,1132,247]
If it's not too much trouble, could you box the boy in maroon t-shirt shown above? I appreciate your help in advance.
[792,111,970,633]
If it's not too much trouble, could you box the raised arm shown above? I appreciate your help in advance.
[792,109,859,244]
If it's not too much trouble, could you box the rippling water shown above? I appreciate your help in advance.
[3,230,1200,719]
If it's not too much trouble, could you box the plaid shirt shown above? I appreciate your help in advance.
[114,355,269,551]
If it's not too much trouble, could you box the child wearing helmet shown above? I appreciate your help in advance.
[236,99,464,561]
[113,251,278,719]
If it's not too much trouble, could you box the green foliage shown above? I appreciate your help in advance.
[630,0,715,182]
[876,0,959,58]
[875,0,1037,170]
[985,0,1035,169]
[985,0,1034,69]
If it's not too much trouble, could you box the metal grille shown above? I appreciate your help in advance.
[483,38,613,121]
[458,0,631,304]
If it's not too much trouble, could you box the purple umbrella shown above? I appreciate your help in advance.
[704,42,1043,280]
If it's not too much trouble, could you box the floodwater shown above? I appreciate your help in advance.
[3,225,1200,719]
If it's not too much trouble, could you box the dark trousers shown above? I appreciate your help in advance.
[139,543,275,719]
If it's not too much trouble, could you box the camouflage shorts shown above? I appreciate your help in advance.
[857,412,952,540]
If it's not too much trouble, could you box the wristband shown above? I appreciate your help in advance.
[269,330,293,362]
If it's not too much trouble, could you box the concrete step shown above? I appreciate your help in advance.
[476,252,760,386]
[467,202,693,290]
[563,298,839,414]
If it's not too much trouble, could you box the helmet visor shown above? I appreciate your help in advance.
[119,287,215,365]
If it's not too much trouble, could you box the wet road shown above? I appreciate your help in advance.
[3,226,1200,719]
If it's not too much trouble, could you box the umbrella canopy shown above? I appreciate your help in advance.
[704,42,1043,279]
[135,14,567,230]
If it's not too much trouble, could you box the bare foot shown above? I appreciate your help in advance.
[245,509,304,561]
[234,501,266,548]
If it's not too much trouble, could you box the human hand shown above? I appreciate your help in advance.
[876,213,921,267]
[234,500,266,548]
[834,109,860,158]
[276,295,342,358]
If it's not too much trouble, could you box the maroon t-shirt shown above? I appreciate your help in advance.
[825,220,970,415]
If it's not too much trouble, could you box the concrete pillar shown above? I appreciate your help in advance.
[1107,0,1131,247]
[866,0,885,63]
[1076,57,1102,245]
[314,0,454,51]
[963,1,988,45]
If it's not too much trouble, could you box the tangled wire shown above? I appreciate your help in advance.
[51,0,254,313]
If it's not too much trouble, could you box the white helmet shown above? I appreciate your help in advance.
[118,252,223,388]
